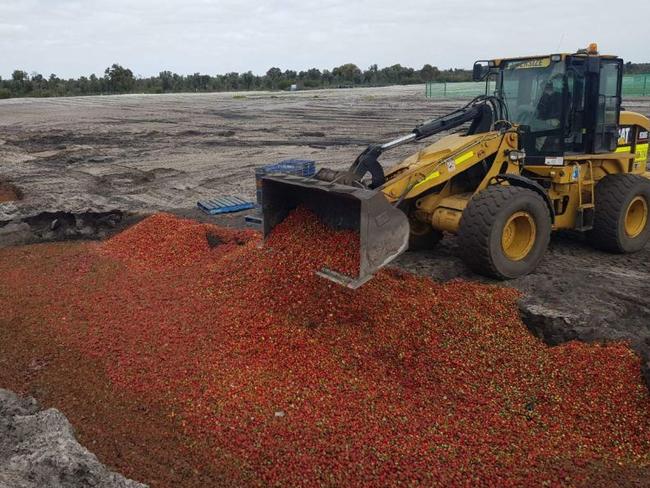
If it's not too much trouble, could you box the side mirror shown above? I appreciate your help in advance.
[472,61,489,81]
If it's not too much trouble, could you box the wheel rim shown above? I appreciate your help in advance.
[501,211,537,261]
[409,218,431,237]
[624,196,648,238]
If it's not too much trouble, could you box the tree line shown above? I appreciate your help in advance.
[1,61,648,99]
[624,62,650,75]
[0,63,472,98]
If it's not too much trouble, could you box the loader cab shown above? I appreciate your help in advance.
[485,48,623,164]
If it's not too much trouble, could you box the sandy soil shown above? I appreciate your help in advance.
[0,86,649,383]
[0,85,463,221]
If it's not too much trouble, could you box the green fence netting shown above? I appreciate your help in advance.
[425,74,650,99]
[622,74,650,97]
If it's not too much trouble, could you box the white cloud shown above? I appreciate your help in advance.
[0,22,27,34]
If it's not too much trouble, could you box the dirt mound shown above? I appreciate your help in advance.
[1,212,648,486]
[0,211,126,248]
[0,388,146,488]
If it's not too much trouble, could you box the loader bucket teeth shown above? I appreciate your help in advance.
[261,174,410,288]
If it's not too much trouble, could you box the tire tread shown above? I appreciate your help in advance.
[458,185,549,279]
[589,174,650,253]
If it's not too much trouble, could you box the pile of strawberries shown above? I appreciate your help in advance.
[265,206,360,277]
[5,211,650,486]
[100,213,258,270]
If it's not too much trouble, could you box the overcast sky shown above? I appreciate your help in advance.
[1,0,648,79]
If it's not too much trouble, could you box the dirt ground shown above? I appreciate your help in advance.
[0,86,459,222]
[0,86,649,384]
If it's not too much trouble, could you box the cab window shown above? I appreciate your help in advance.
[500,57,566,156]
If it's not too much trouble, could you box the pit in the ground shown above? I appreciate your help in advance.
[0,181,23,203]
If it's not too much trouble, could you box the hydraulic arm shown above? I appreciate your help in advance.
[346,96,499,188]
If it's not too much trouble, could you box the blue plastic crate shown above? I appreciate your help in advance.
[255,159,316,204]
[197,196,255,215]
[255,159,316,177]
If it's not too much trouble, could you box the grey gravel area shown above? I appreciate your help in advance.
[0,389,146,488]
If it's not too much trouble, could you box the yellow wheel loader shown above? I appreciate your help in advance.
[262,44,650,287]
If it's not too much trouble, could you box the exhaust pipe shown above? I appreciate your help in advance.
[261,174,410,288]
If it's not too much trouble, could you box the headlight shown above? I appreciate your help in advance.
[508,150,526,161]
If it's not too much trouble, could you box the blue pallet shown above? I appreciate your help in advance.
[197,196,255,215]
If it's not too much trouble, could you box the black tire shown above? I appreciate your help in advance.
[458,186,551,279]
[588,174,650,253]
[408,227,443,251]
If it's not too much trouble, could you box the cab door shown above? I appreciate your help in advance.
[594,58,623,153]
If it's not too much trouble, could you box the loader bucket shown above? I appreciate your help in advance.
[262,174,410,289]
